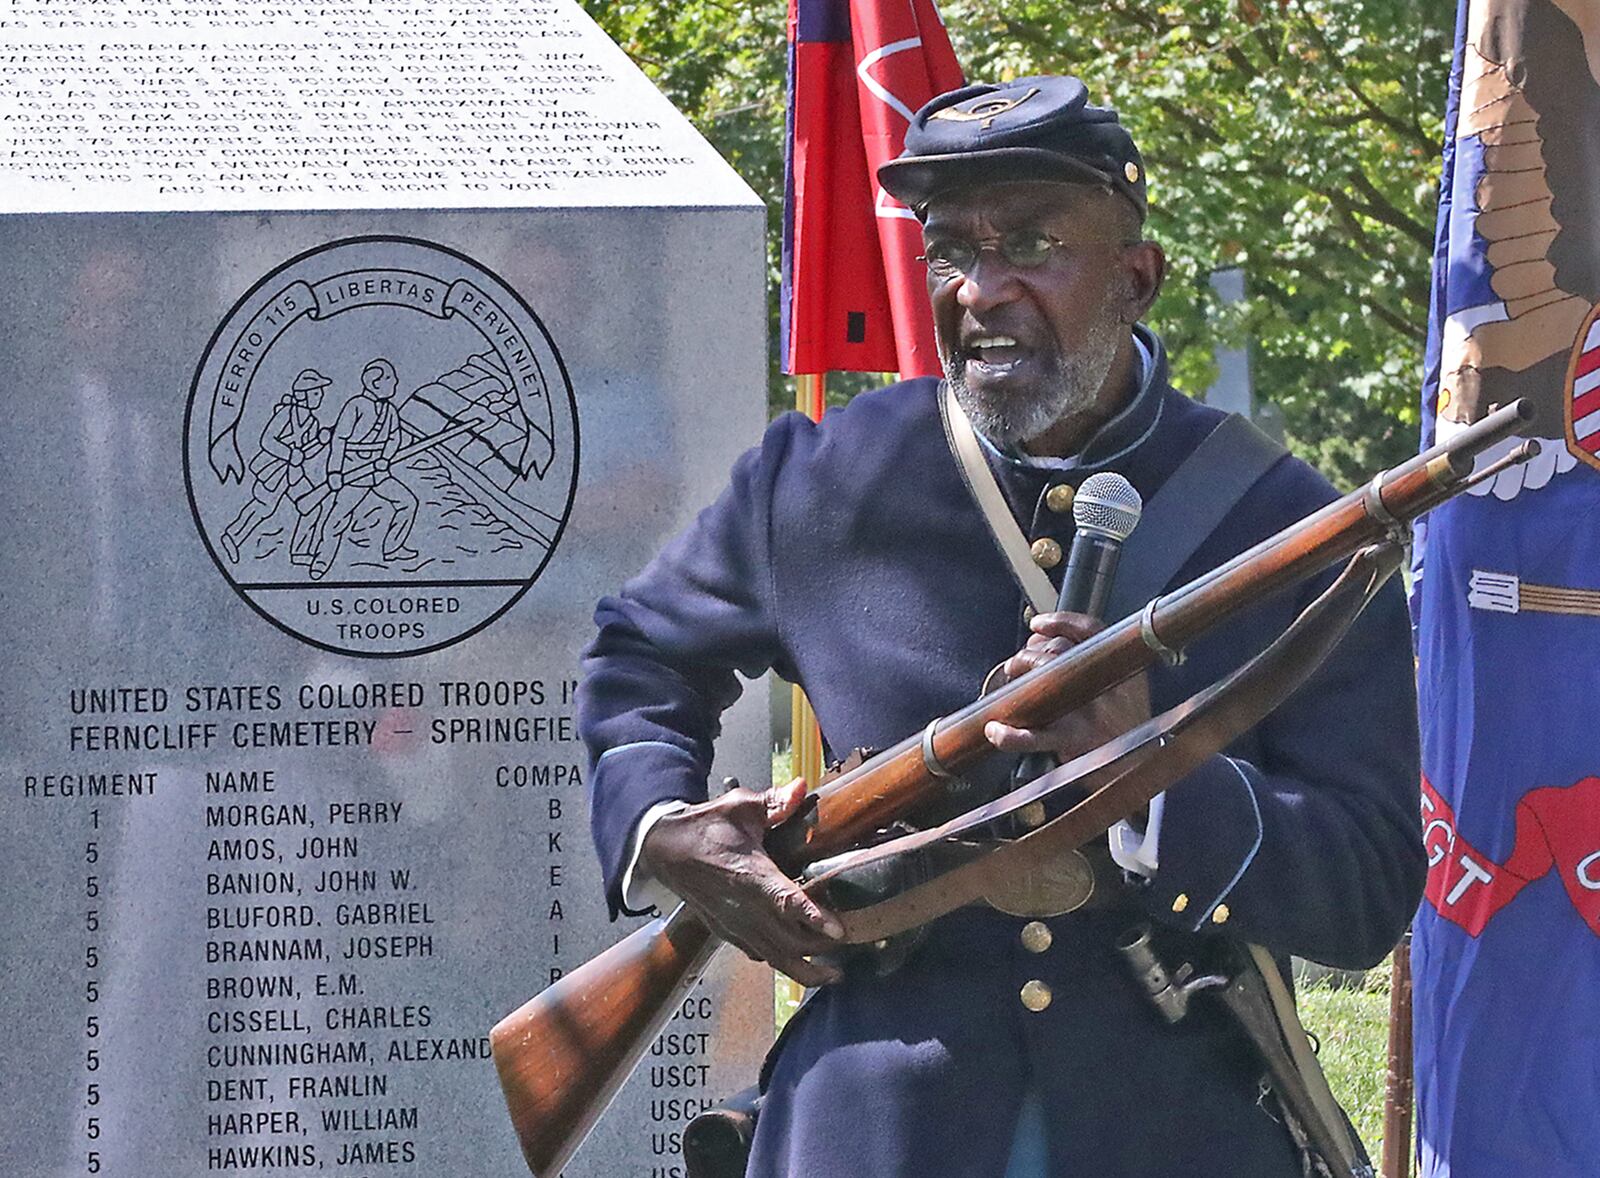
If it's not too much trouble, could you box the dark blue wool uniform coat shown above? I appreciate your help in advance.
[579,334,1424,1178]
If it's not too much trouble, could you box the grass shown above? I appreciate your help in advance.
[1300,968,1398,1161]
[767,745,1403,1162]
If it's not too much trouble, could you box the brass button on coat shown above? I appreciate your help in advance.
[1045,484,1075,513]
[1018,801,1047,829]
[1020,980,1053,1011]
[1211,903,1231,925]
[1030,537,1063,569]
[1171,893,1190,914]
[1020,921,1053,953]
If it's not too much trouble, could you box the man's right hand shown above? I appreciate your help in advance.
[641,778,844,987]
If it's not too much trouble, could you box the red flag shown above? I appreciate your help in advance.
[782,0,963,377]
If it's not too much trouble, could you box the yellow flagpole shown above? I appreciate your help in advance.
[789,372,828,793]
[776,372,830,1023]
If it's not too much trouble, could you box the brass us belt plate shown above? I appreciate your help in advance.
[982,849,1096,918]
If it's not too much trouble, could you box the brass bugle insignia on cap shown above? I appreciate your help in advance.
[929,87,1040,130]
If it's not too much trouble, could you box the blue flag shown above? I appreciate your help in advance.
[1412,2,1600,1175]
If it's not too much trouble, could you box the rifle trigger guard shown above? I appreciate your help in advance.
[1140,600,1184,666]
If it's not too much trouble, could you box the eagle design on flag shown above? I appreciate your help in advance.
[1433,0,1600,499]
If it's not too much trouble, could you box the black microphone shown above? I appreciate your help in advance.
[1056,471,1143,618]
[1014,472,1142,785]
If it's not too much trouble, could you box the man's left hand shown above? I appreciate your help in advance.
[984,611,1151,758]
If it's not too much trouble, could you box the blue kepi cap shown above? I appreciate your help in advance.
[878,76,1147,218]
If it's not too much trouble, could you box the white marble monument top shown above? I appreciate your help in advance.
[0,0,758,213]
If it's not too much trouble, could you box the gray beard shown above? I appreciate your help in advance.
[946,314,1125,451]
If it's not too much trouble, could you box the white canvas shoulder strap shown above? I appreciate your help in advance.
[939,383,1057,615]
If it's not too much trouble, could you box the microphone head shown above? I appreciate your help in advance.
[1073,472,1142,541]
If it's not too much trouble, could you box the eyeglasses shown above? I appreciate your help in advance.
[918,229,1133,280]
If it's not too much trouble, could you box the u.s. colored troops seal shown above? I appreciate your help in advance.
[184,236,579,657]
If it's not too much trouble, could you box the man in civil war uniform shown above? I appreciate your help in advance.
[579,76,1422,1177]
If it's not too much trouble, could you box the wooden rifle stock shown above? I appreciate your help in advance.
[493,905,719,1177]
[490,401,1534,1177]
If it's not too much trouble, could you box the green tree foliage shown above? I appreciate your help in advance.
[958,0,1456,483]
[585,0,1457,485]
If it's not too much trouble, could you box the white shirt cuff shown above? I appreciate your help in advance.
[1108,792,1165,878]
[621,799,691,912]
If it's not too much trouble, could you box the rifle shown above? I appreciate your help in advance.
[491,401,1536,1177]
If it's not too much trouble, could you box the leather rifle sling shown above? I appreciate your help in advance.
[940,386,1369,1176]
[803,543,1400,942]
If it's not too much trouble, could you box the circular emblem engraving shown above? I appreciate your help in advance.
[185,236,579,658]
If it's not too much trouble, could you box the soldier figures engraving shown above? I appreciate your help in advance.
[219,367,333,568]
[185,237,580,657]
[308,357,422,579]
